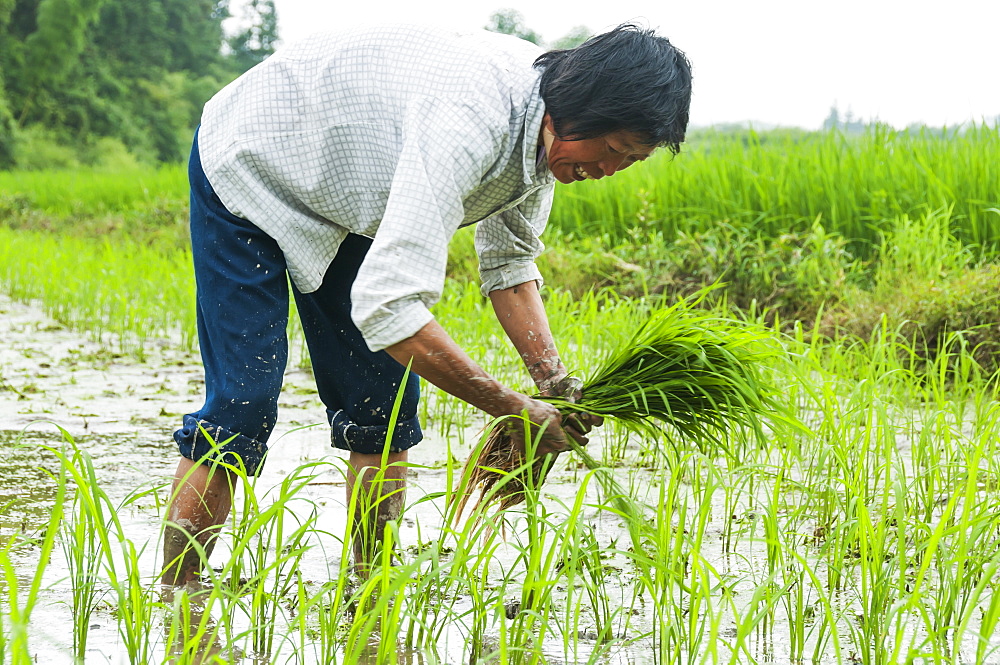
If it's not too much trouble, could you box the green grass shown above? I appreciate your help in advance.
[0,166,188,217]
[551,125,1000,256]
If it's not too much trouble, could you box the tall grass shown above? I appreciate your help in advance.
[551,125,1000,256]
[0,166,187,217]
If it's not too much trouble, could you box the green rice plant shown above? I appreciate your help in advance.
[0,228,197,357]
[458,289,781,516]
[33,427,164,664]
[648,456,730,664]
[162,590,226,664]
[0,165,187,217]
[0,438,67,664]
[59,456,110,662]
[220,471,319,658]
[0,226,312,364]
[549,125,1000,258]
[565,521,614,645]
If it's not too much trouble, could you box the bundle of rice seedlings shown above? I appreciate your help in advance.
[455,294,779,519]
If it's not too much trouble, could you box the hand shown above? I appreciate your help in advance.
[505,395,571,458]
[539,374,604,447]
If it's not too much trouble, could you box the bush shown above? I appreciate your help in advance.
[13,126,80,170]
[81,137,146,171]
[825,210,1000,372]
[644,219,861,322]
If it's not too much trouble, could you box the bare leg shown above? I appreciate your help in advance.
[347,450,407,575]
[161,457,236,587]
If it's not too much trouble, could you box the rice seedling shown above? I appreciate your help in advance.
[0,165,187,217]
[0,434,67,665]
[457,289,781,517]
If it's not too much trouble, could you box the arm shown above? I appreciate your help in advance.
[489,280,602,444]
[488,279,567,394]
[384,319,571,455]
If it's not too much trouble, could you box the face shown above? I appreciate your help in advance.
[542,114,656,185]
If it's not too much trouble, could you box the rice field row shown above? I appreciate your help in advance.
[551,125,1000,255]
[2,298,999,664]
[2,126,998,256]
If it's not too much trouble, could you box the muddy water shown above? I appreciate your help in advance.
[2,294,999,664]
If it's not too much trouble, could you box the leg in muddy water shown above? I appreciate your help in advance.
[347,450,407,576]
[161,456,236,587]
[163,590,229,665]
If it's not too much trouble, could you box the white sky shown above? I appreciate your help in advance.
[255,0,1000,130]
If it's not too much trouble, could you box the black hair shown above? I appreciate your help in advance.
[534,24,693,154]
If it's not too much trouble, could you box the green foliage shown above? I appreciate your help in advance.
[484,8,541,45]
[10,125,79,170]
[826,209,1000,371]
[80,136,145,170]
[0,0,260,168]
[24,0,109,86]
[0,0,18,167]
[227,0,279,71]
[659,218,863,320]
[550,25,591,50]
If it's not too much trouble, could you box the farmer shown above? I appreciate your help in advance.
[161,22,692,586]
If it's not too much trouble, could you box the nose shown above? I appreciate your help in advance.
[598,155,629,177]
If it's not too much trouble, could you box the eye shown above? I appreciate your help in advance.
[606,142,623,154]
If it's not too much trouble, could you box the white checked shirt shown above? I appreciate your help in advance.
[198,24,556,351]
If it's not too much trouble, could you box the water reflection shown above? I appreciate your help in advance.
[0,431,61,547]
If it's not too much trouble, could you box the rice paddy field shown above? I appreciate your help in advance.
[1,126,999,664]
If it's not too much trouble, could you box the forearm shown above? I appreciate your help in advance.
[384,320,527,419]
[488,280,567,393]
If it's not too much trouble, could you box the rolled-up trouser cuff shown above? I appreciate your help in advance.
[174,414,268,476]
[329,409,422,454]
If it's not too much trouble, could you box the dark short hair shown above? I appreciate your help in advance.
[534,24,693,154]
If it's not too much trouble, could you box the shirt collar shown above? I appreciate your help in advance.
[521,77,554,186]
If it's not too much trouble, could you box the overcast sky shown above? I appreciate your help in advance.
[249,0,1000,130]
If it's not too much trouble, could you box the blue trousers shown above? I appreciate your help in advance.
[174,131,422,475]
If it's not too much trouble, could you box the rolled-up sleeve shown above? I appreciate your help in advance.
[350,98,504,351]
[476,183,554,296]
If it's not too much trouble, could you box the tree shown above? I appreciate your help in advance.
[484,8,541,45]
[0,0,256,166]
[822,105,840,131]
[0,0,18,166]
[228,0,279,71]
[24,0,109,86]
